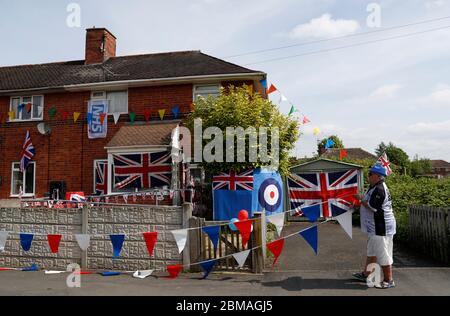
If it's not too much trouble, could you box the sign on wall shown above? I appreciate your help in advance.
[88,100,109,139]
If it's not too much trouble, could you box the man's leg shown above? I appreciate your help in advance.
[381,265,393,282]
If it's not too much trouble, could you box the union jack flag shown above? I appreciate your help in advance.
[95,160,108,195]
[20,131,35,172]
[113,152,172,190]
[288,170,360,218]
[376,152,392,175]
[213,170,254,191]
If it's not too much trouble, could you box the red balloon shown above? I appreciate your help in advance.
[238,210,249,221]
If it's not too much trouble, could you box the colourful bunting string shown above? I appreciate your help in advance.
[234,220,253,249]
[129,112,136,124]
[8,112,15,121]
[87,113,93,123]
[288,105,297,116]
[302,116,311,125]
[73,112,81,123]
[20,233,34,252]
[48,107,57,119]
[144,110,152,122]
[110,234,125,259]
[158,109,166,121]
[266,213,285,237]
[0,231,8,252]
[267,239,285,267]
[171,229,188,254]
[26,103,32,113]
[232,249,251,268]
[299,225,318,255]
[335,211,353,239]
[339,149,348,160]
[172,106,180,119]
[313,127,320,136]
[113,113,121,125]
[60,111,69,121]
[200,259,217,279]
[202,226,220,253]
[166,265,183,279]
[99,113,106,125]
[75,234,90,251]
[22,264,39,272]
[325,138,335,149]
[47,234,62,254]
[259,79,268,89]
[143,232,158,257]
[301,204,321,223]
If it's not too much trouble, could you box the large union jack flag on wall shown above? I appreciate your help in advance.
[288,169,360,218]
[94,160,108,195]
[112,151,172,190]
[212,170,254,191]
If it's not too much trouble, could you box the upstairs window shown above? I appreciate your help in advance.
[91,90,128,114]
[193,84,220,101]
[10,96,44,121]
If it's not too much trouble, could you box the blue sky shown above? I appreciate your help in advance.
[1,0,450,161]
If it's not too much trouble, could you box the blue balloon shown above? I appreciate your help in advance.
[229,218,239,231]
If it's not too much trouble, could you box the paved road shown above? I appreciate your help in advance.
[0,222,449,296]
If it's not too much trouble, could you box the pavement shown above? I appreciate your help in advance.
[0,222,449,296]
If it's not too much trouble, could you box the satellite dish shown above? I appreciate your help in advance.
[37,123,52,135]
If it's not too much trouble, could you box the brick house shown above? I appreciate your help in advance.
[429,160,450,178]
[0,28,266,205]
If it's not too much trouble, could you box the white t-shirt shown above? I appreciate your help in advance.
[360,181,396,237]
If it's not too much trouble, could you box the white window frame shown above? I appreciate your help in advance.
[193,84,221,101]
[93,159,108,195]
[9,95,44,122]
[91,90,128,115]
[10,162,36,198]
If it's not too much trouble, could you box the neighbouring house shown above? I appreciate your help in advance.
[0,27,266,205]
[320,148,378,160]
[429,160,450,178]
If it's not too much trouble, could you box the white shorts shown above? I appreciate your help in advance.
[367,235,394,266]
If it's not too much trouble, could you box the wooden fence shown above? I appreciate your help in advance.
[188,215,263,273]
[409,205,450,264]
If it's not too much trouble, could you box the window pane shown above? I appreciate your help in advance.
[194,85,220,101]
[11,98,20,120]
[33,96,43,119]
[12,168,23,195]
[21,97,32,120]
[25,163,34,194]
[107,91,128,114]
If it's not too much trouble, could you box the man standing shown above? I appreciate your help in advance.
[352,164,397,289]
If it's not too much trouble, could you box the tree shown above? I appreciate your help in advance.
[375,142,409,169]
[185,85,300,175]
[318,135,344,155]
[409,155,432,177]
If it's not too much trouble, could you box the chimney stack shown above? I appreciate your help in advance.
[85,28,116,65]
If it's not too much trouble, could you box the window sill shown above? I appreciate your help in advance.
[10,194,35,198]
[7,119,43,123]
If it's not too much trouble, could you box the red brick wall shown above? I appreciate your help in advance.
[0,85,194,200]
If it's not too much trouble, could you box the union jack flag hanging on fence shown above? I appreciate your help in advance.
[95,160,108,195]
[213,170,254,191]
[20,130,35,172]
[287,169,360,218]
[376,152,393,175]
[113,151,172,190]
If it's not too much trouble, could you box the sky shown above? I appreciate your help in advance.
[1,0,450,161]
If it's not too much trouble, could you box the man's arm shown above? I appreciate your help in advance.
[364,185,385,213]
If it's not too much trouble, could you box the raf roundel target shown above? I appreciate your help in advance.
[258,178,282,212]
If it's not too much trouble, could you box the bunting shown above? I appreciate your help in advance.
[339,149,348,160]
[267,239,285,267]
[335,211,353,239]
[171,229,188,254]
[167,265,183,279]
[172,106,180,119]
[73,112,81,123]
[267,213,285,237]
[113,113,121,125]
[144,110,152,122]
[143,232,158,257]
[0,231,8,252]
[158,109,166,120]
[110,234,125,259]
[129,112,136,124]
[47,234,62,254]
[301,204,321,223]
[61,111,69,121]
[200,260,217,279]
[8,111,15,121]
[299,226,318,255]
[232,250,251,268]
[202,226,220,253]
[75,234,90,251]
[234,220,252,249]
[20,233,34,252]
[267,84,277,95]
[49,107,57,119]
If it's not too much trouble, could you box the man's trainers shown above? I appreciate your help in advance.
[352,272,368,282]
[375,280,396,289]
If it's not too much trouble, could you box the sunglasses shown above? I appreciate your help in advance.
[368,172,374,176]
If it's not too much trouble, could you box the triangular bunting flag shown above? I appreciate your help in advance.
[133,270,154,279]
[301,204,321,223]
[267,239,285,267]
[20,233,34,252]
[171,229,188,254]
[158,109,166,120]
[202,226,220,253]
[143,232,158,257]
[232,250,251,268]
[172,106,180,119]
[143,110,152,122]
[22,264,39,272]
[234,220,253,249]
[299,226,318,255]
[259,79,268,89]
[99,113,106,124]
[110,234,125,259]
[267,84,277,95]
[325,138,335,149]
[167,264,183,279]
[288,105,297,116]
[302,116,311,125]
[8,111,15,121]
[335,211,353,239]
[0,231,8,252]
[47,234,62,254]
[26,103,32,113]
[339,149,348,160]
[87,113,93,123]
[73,112,81,123]
[313,127,320,136]
[129,112,136,123]
[281,94,288,102]
[75,234,90,251]
[200,260,217,279]
[61,111,69,121]
[49,107,57,119]
[267,213,285,237]
[113,113,121,124]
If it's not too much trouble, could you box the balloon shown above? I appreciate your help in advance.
[238,210,249,221]
[229,218,239,231]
